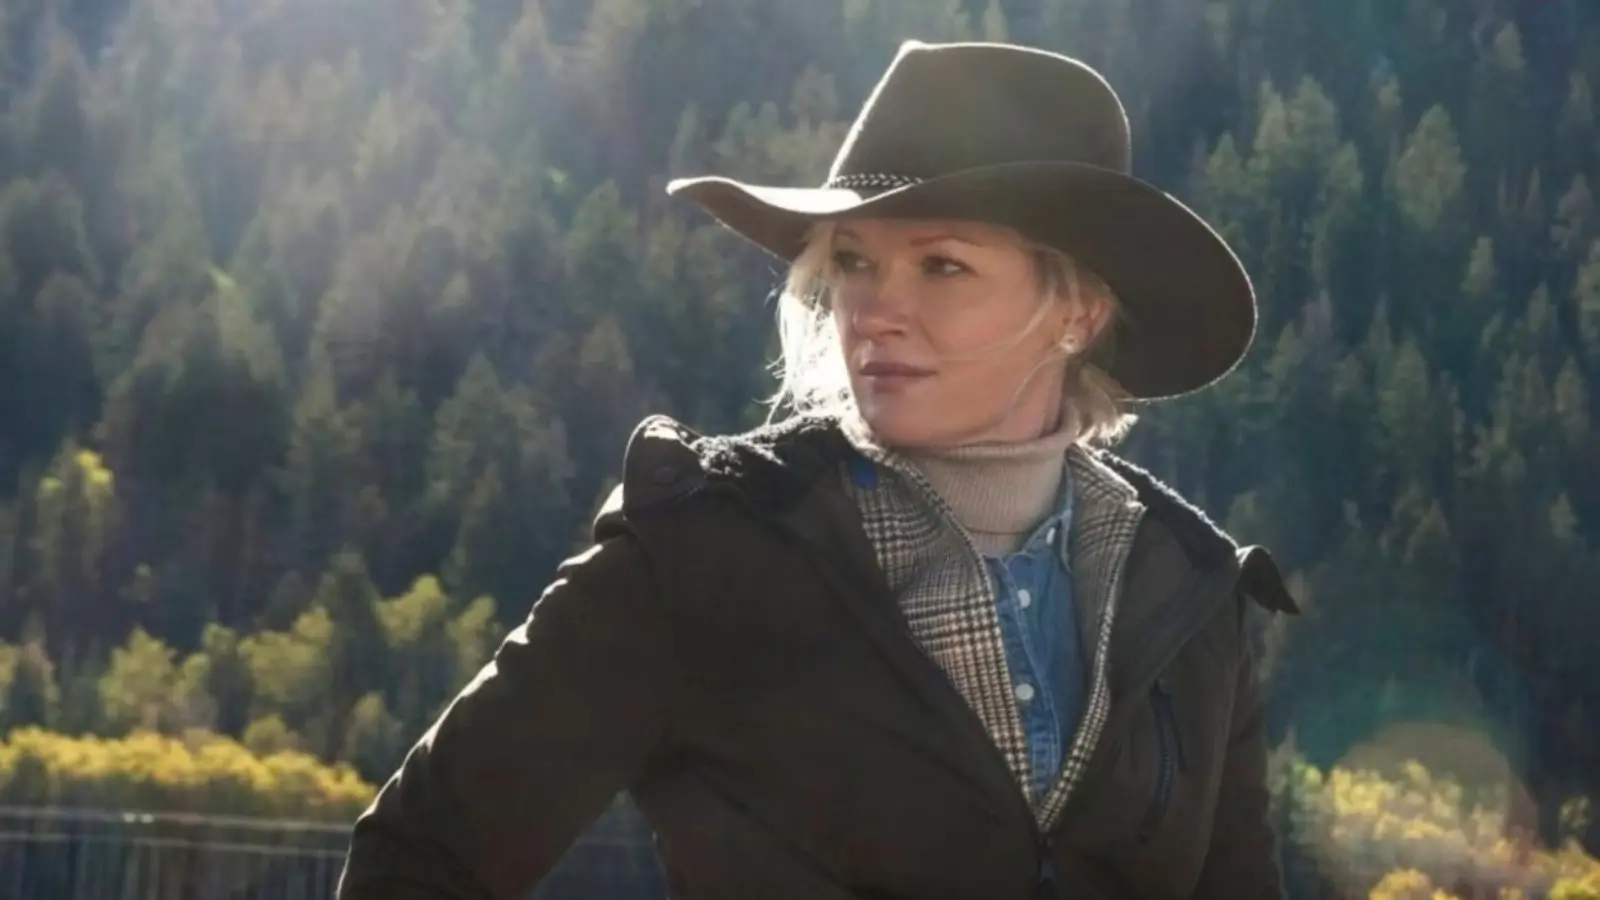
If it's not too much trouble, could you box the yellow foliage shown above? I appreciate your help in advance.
[1563,797,1595,843]
[0,643,19,687]
[1288,754,1600,899]
[237,606,334,714]
[446,595,500,690]
[376,574,450,648]
[75,449,113,492]
[0,727,373,821]
[1370,868,1438,899]
[1548,846,1600,899]
[1550,871,1600,900]
[241,715,302,756]
[98,628,180,732]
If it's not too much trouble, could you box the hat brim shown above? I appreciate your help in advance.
[666,161,1256,401]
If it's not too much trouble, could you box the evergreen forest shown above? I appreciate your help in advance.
[0,0,1598,896]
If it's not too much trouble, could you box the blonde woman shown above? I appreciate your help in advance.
[339,40,1300,900]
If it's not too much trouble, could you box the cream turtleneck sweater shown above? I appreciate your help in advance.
[901,425,1077,557]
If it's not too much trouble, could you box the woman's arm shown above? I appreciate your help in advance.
[1191,602,1287,900]
[336,524,684,900]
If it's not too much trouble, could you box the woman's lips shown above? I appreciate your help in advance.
[858,361,934,390]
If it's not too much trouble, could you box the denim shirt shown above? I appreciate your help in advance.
[983,464,1084,804]
[850,454,1085,805]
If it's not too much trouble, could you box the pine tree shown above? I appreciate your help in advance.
[1,627,60,732]
[310,550,385,759]
[1575,240,1600,363]
[1556,72,1596,185]
[1387,105,1469,333]
[1551,175,1594,277]
[1466,23,1532,204]
[284,360,370,574]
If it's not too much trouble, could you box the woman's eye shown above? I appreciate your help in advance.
[924,255,970,277]
[831,249,870,273]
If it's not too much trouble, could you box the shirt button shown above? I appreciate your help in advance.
[1014,682,1036,703]
[1046,526,1058,544]
[1017,589,1033,609]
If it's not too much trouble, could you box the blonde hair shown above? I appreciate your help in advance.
[765,221,1137,446]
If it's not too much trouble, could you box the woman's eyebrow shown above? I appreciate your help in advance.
[834,227,986,247]
[907,232,985,247]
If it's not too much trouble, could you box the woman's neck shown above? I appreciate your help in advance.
[899,425,1075,557]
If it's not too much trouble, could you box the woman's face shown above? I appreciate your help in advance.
[827,218,1100,448]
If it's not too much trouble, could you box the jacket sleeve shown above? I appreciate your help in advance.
[336,524,685,900]
[1191,601,1287,900]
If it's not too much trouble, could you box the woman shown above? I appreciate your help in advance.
[337,40,1299,900]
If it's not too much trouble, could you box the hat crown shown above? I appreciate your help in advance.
[826,41,1132,187]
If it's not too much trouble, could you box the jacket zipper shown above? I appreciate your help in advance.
[815,448,1143,897]
[1053,563,1230,837]
[793,465,1050,892]
[1158,677,1188,772]
[1034,830,1058,899]
[1138,676,1186,843]
[873,596,1063,898]
[864,456,1072,897]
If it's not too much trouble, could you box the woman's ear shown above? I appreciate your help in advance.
[1060,325,1082,355]
[1059,292,1109,353]
[1074,291,1114,348]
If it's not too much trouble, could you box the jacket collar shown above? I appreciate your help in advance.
[615,412,1294,617]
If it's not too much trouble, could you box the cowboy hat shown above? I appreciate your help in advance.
[665,40,1257,401]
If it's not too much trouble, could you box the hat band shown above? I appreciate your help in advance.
[825,172,923,191]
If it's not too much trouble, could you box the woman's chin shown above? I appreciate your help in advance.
[853,400,952,449]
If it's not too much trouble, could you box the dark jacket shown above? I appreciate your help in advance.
[337,414,1300,900]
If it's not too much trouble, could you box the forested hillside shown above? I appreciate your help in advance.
[0,0,1598,890]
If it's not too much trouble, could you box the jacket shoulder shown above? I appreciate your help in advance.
[620,415,711,511]
[1093,449,1300,615]
[596,413,843,533]
[587,415,705,539]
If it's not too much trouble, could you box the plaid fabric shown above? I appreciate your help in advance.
[839,414,1144,827]
[1038,448,1144,827]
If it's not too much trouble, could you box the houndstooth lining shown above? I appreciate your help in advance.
[839,413,1144,827]
[1038,448,1144,827]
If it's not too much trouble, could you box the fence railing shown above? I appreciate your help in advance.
[0,801,1334,899]
[0,800,666,900]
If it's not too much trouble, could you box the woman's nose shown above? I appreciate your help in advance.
[850,272,915,337]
